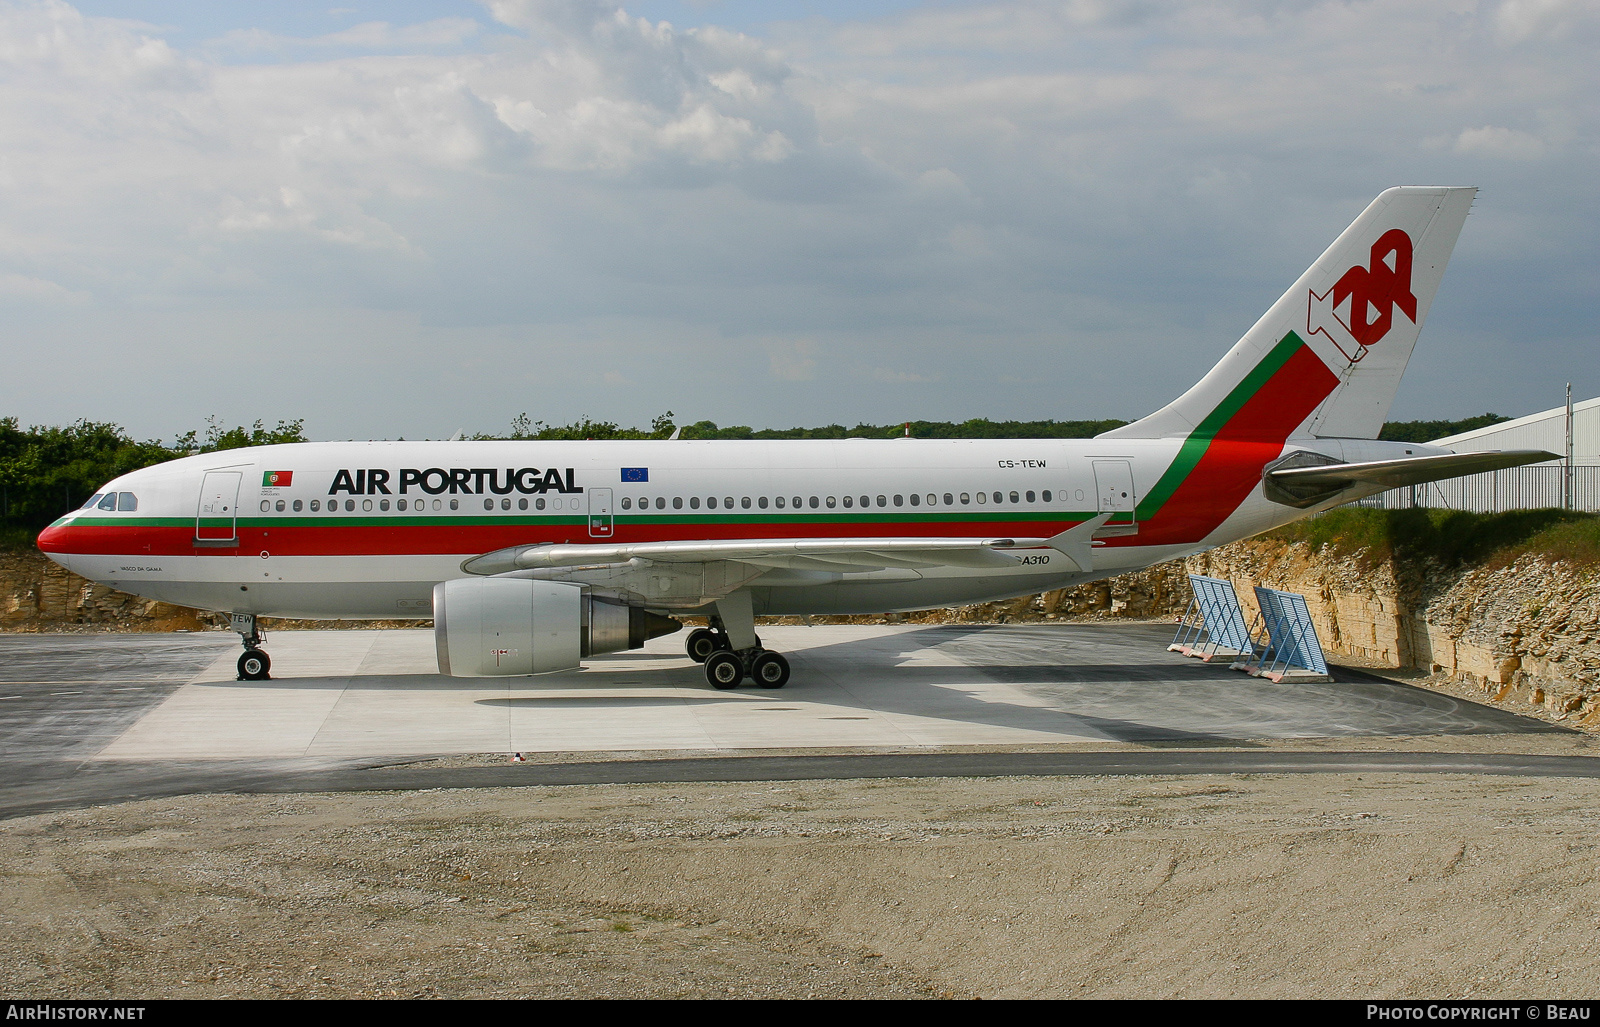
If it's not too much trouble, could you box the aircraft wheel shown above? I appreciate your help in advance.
[705,651,744,690]
[686,628,721,663]
[751,650,790,689]
[237,649,271,681]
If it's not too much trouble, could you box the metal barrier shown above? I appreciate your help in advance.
[1232,586,1330,681]
[1353,464,1600,514]
[1169,575,1255,662]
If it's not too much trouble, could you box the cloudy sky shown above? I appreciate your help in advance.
[1,0,1595,442]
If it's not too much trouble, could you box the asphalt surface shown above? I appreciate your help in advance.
[0,625,1583,820]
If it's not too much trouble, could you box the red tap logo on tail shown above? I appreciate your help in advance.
[1307,228,1417,363]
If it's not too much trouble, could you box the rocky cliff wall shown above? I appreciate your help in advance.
[5,542,1596,728]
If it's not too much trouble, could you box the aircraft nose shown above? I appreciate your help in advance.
[36,523,68,552]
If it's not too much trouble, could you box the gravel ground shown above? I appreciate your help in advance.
[4,771,1600,999]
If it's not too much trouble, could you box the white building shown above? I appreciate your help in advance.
[1430,395,1600,466]
[1358,394,1599,513]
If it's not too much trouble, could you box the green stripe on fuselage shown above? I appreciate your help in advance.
[1133,331,1304,521]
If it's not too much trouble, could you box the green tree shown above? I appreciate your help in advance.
[173,417,307,452]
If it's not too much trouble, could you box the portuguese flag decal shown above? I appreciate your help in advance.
[263,471,293,487]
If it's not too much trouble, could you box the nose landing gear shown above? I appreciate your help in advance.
[231,613,272,681]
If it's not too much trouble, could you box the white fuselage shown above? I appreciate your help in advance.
[38,435,1424,620]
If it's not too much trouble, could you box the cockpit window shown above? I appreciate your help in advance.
[82,494,103,509]
[97,494,117,511]
[117,492,137,512]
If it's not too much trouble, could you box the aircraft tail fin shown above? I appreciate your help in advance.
[1099,186,1476,442]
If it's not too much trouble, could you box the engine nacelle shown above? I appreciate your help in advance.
[432,577,680,677]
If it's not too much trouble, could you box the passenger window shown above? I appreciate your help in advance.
[483,499,493,511]
[876,496,886,507]
[1026,491,1035,503]
[724,497,733,509]
[690,497,701,510]
[673,497,683,509]
[927,494,936,506]
[275,500,286,512]
[775,496,786,509]
[809,496,819,509]
[448,499,459,511]
[655,497,666,510]
[893,495,903,506]
[82,494,103,509]
[976,491,986,504]
[943,493,953,506]
[501,498,510,510]
[1042,490,1051,502]
[792,497,801,509]
[293,499,303,512]
[993,492,1003,504]
[842,495,853,508]
[1009,491,1019,504]
[99,494,117,511]
[363,499,374,511]
[118,492,138,511]
[519,498,528,511]
[397,499,407,511]
[259,501,270,512]
[433,499,443,511]
[346,499,357,512]
[310,499,321,512]
[860,496,869,508]
[909,494,920,506]
[960,493,970,505]
[758,496,768,509]
[826,496,837,508]
[742,497,751,509]
[377,499,387,511]
[621,497,632,510]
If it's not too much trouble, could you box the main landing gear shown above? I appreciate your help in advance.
[685,598,790,690]
[231,613,271,681]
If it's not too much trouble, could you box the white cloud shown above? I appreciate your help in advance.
[765,338,818,381]
[211,18,482,54]
[1454,124,1548,159]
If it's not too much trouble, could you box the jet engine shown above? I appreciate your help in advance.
[433,577,680,677]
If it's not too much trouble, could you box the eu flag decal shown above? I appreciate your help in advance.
[621,467,649,483]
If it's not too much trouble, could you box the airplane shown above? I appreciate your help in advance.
[37,186,1555,689]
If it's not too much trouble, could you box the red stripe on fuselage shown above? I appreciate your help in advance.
[1128,343,1339,546]
[36,518,1082,559]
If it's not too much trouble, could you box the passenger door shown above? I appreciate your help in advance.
[588,487,614,538]
[1092,460,1138,535]
[195,470,242,544]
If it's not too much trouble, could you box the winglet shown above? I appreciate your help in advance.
[1046,513,1113,572]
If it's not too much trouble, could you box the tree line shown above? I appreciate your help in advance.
[0,417,305,544]
[0,410,1510,543]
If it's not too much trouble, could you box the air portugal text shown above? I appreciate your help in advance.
[327,467,579,497]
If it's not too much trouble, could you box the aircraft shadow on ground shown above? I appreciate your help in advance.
[199,622,1562,743]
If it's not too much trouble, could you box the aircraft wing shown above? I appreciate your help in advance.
[462,514,1114,576]
[1265,450,1559,491]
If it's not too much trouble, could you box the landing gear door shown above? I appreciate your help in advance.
[196,470,242,544]
[588,487,613,538]
[1092,460,1138,536]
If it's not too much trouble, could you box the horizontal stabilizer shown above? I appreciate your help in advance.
[1266,450,1558,492]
